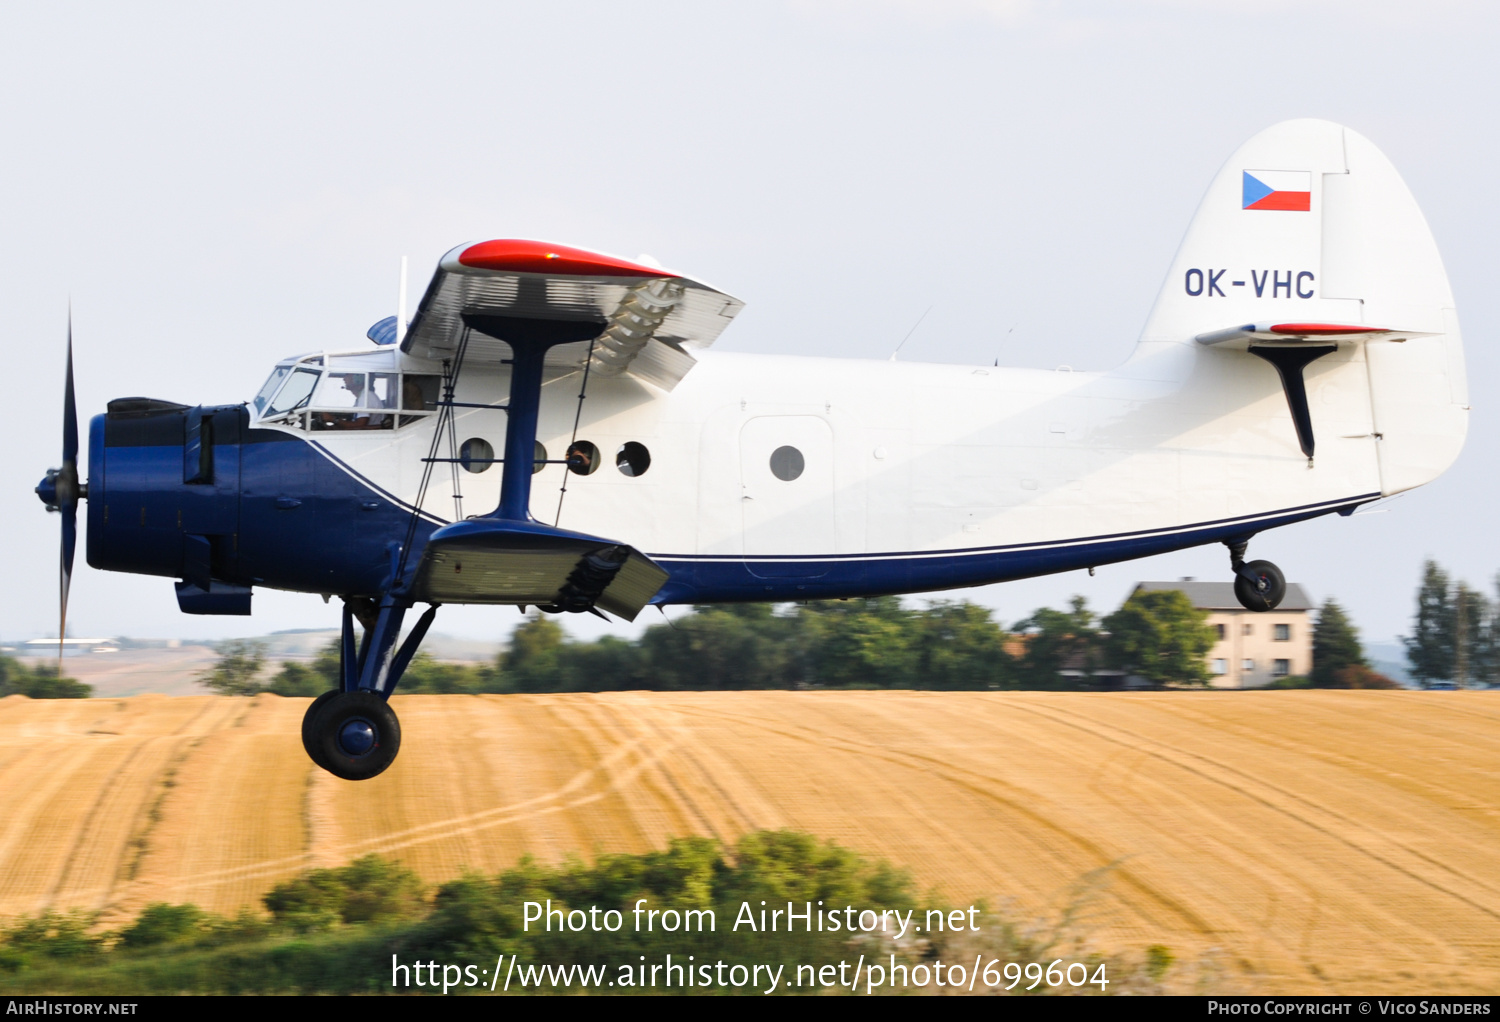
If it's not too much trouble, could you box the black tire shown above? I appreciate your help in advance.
[1234,559,1286,612]
[301,690,341,770]
[310,691,401,781]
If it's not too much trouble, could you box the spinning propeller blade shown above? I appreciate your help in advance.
[57,317,79,665]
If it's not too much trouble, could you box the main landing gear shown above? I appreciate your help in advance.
[1226,538,1286,612]
[301,595,438,780]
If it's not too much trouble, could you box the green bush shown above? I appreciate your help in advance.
[263,855,427,932]
[0,657,91,698]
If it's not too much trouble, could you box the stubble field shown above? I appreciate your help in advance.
[0,689,1496,994]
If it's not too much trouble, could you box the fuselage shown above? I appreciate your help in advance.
[86,329,1437,606]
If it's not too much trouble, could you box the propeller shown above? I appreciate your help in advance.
[34,314,83,668]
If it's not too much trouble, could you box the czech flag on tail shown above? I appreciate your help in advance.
[1242,170,1311,211]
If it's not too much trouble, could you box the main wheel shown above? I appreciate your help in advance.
[309,691,401,781]
[301,690,341,770]
[1234,559,1286,612]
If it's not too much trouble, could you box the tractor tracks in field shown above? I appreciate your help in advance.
[159,697,699,896]
[998,698,1500,924]
[661,696,1222,939]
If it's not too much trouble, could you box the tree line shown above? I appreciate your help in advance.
[16,558,1482,700]
[207,590,1227,695]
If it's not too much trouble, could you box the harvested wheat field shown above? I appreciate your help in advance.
[1,689,1498,993]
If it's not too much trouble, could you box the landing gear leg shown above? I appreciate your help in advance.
[1226,538,1286,612]
[300,597,439,780]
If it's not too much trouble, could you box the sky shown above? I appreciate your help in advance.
[3,0,1497,650]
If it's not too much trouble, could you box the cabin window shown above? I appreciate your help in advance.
[617,442,651,477]
[566,441,600,476]
[460,438,495,473]
[770,445,804,481]
[1274,624,1291,641]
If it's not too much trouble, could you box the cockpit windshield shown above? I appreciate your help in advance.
[253,366,292,414]
[265,367,321,417]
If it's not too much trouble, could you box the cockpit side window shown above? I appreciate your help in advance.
[400,375,441,427]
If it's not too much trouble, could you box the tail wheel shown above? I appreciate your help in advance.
[310,691,401,781]
[1234,559,1286,612]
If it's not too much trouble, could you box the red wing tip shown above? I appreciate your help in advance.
[1269,323,1390,335]
[458,240,672,278]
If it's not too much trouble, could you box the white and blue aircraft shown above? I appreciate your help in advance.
[36,120,1467,779]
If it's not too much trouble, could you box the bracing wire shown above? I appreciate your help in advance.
[553,337,597,527]
[396,326,471,588]
[445,354,466,523]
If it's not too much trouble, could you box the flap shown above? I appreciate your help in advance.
[400,240,744,390]
[407,517,669,621]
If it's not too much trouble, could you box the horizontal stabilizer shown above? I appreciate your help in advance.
[1195,321,1433,348]
[408,518,668,621]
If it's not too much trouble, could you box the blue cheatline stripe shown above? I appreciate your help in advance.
[646,493,1377,603]
[648,492,1377,565]
[1242,171,1274,209]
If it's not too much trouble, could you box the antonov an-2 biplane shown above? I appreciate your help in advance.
[36,120,1467,778]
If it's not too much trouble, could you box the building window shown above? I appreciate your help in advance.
[1242,659,1255,671]
[1273,659,1290,677]
[1215,624,1225,640]
[1211,659,1228,675]
[1274,624,1291,641]
[1243,623,1253,636]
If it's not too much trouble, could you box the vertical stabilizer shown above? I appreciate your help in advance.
[1140,120,1466,494]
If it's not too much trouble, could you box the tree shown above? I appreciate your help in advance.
[1012,596,1100,688]
[1452,582,1489,688]
[197,639,268,695]
[1100,589,1216,687]
[639,603,800,690]
[1310,599,1364,688]
[801,597,916,688]
[1403,560,1455,686]
[909,600,1013,690]
[500,614,567,692]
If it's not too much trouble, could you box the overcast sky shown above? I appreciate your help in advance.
[4,0,1496,650]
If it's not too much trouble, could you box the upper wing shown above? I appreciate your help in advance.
[400,240,744,390]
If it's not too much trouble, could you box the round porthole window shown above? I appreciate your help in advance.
[532,441,547,475]
[459,438,494,473]
[769,445,804,481]
[616,441,651,477]
[566,440,600,476]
